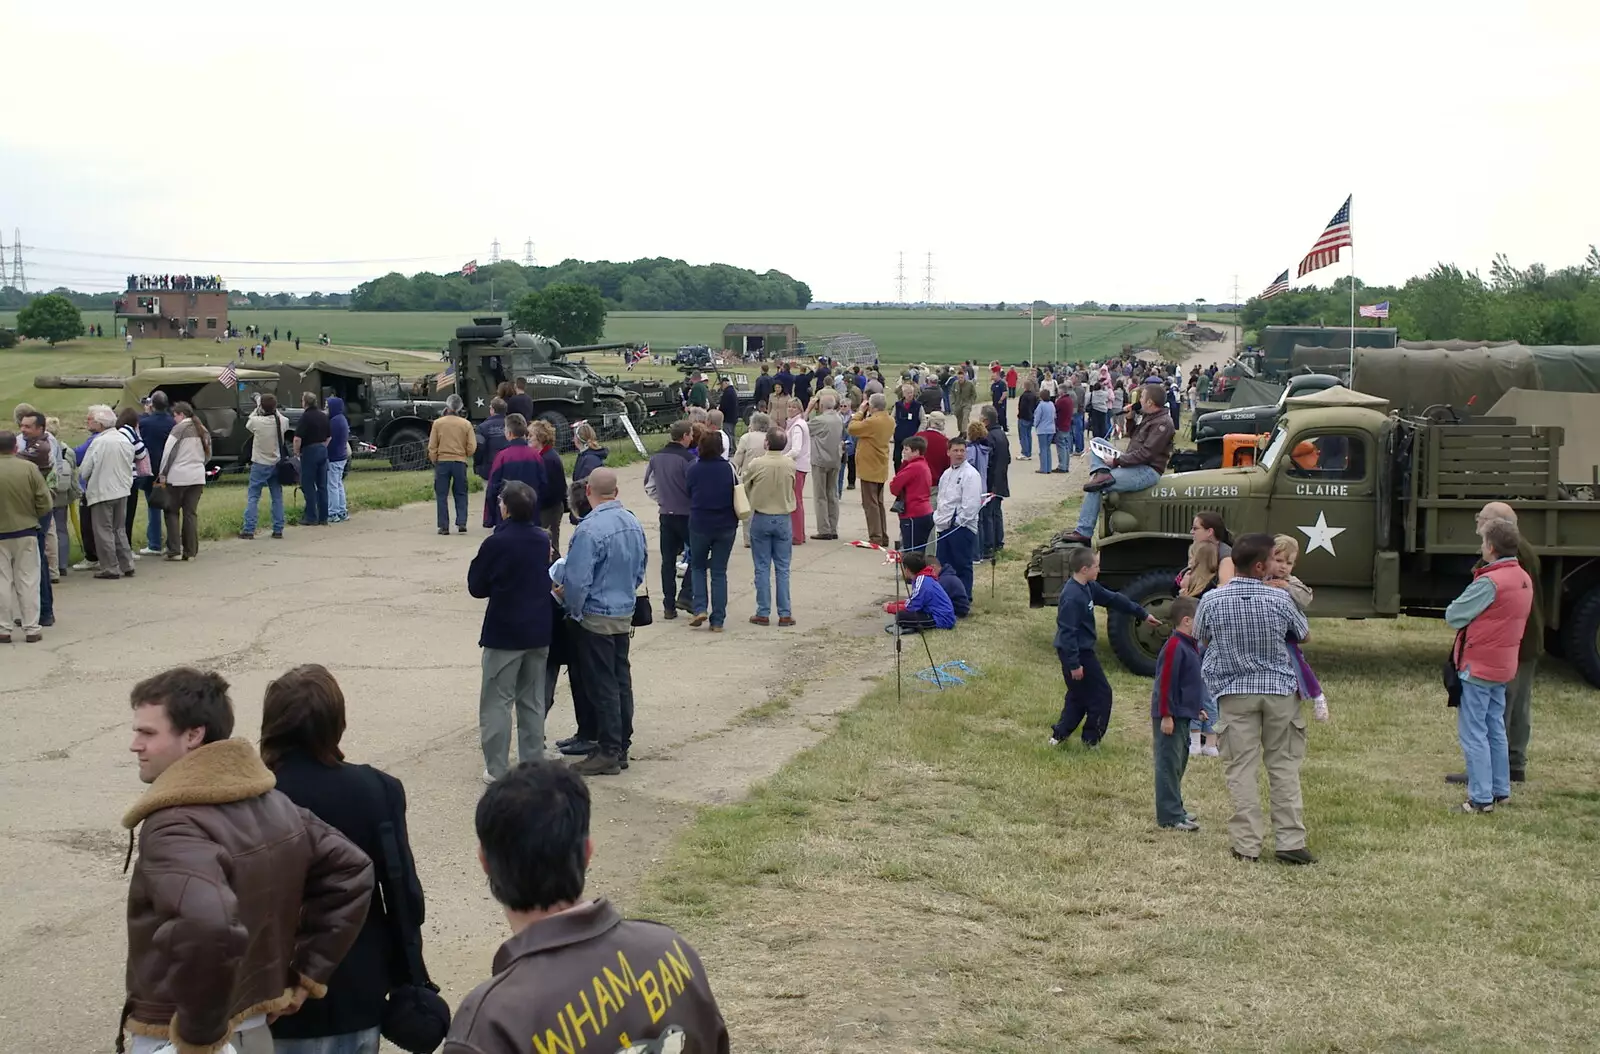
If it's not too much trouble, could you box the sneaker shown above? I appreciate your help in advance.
[1312,695,1329,722]
[457,525,467,533]
[1202,745,1219,757]
[481,770,496,786]
[558,739,598,756]
[130,550,142,560]
[572,751,623,776]
[1188,738,1201,756]
[1457,800,1494,814]
[237,532,255,540]
[1275,847,1317,865]
[1047,736,1062,747]
[24,631,42,643]
[271,531,284,539]
[138,546,161,556]
[1185,810,1199,821]
[1493,794,1511,805]
[1160,820,1201,832]
[438,528,450,536]
[94,571,121,580]
[71,559,96,571]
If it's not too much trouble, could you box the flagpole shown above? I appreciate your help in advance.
[1348,195,1356,378]
[1029,305,1035,364]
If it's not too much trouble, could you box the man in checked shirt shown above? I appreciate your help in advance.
[1194,532,1315,865]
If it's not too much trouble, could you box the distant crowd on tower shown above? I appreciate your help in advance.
[126,274,223,291]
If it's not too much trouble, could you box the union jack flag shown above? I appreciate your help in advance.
[1258,270,1290,300]
[1297,196,1352,278]
[218,363,237,389]
[460,260,478,277]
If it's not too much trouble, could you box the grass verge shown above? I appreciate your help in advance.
[636,501,1600,1053]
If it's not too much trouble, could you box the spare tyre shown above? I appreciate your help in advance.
[455,324,505,341]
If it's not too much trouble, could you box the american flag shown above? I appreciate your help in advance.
[460,260,478,277]
[1297,196,1353,278]
[218,363,237,389]
[1258,270,1290,300]
[1359,300,1390,319]
[436,365,455,391]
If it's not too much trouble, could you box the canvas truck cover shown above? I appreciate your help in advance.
[1290,345,1357,373]
[122,367,276,401]
[1487,388,1600,484]
[1227,377,1286,407]
[1352,344,1600,417]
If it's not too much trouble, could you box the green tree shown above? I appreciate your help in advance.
[510,283,608,346]
[16,293,84,345]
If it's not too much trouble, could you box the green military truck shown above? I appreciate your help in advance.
[265,360,449,470]
[1086,386,1600,687]
[443,319,646,450]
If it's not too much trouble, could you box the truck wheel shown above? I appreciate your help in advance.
[385,426,429,471]
[1108,568,1183,677]
[1561,586,1600,689]
[538,410,573,452]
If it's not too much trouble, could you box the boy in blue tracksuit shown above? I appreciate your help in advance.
[1151,595,1206,830]
[885,552,956,631]
[1049,546,1157,748]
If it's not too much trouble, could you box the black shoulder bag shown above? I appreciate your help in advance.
[274,413,301,486]
[366,770,451,1053]
[1442,628,1467,708]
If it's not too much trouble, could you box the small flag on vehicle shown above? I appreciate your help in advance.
[1258,270,1290,300]
[218,363,237,388]
[461,260,478,277]
[1358,300,1390,319]
[436,365,455,391]
[1296,195,1353,278]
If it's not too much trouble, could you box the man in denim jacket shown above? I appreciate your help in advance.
[558,468,648,776]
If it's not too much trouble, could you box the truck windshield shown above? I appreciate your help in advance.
[368,375,401,401]
[1259,424,1290,470]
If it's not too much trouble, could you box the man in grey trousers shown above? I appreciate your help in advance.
[807,389,845,540]
[467,480,554,784]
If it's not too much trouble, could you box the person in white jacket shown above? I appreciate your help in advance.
[78,405,136,579]
[157,402,211,560]
[781,397,811,545]
[933,437,984,601]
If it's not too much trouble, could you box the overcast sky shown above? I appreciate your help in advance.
[6,1,1597,303]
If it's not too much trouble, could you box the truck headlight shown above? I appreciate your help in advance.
[1109,511,1138,535]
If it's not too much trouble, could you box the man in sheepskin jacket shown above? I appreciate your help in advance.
[118,667,373,1054]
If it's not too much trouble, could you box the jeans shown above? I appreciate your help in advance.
[1073,412,1086,454]
[434,460,467,529]
[480,646,549,779]
[689,527,737,626]
[1074,455,1161,537]
[270,1026,381,1054]
[576,626,634,757]
[244,462,285,534]
[1036,433,1055,472]
[1458,679,1511,805]
[136,476,162,550]
[1018,419,1033,458]
[936,524,978,599]
[300,442,329,524]
[900,513,933,554]
[1154,715,1192,825]
[326,458,348,520]
[1054,431,1072,472]
[659,513,691,612]
[749,512,792,618]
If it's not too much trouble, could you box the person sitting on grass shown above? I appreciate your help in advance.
[936,556,971,619]
[1152,595,1207,832]
[883,551,956,632]
[1049,546,1159,750]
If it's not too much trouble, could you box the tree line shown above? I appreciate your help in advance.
[348,258,813,313]
[1240,246,1600,346]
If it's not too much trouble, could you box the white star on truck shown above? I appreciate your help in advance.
[1298,511,1347,556]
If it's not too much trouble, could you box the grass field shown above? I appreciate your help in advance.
[3,309,1221,366]
[635,502,1600,1053]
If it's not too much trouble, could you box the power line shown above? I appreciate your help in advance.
[24,245,469,265]
[524,238,536,266]
[895,251,906,303]
[491,238,501,264]
[12,229,25,292]
[923,252,934,305]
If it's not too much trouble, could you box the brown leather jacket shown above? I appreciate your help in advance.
[1119,405,1174,472]
[444,899,728,1054]
[119,739,374,1054]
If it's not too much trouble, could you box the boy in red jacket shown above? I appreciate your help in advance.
[889,435,934,554]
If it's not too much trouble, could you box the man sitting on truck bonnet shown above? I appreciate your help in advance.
[1065,381,1175,545]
